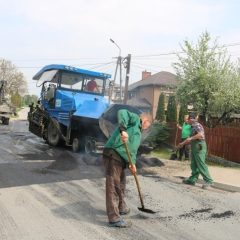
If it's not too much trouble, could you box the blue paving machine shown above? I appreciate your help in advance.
[28,64,141,153]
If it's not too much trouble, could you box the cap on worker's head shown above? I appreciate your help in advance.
[86,80,97,91]
[188,112,196,119]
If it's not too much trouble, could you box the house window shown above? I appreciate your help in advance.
[129,91,136,99]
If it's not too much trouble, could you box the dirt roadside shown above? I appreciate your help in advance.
[140,156,240,189]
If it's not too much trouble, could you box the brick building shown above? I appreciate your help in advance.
[127,71,177,120]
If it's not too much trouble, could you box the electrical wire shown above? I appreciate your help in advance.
[87,61,115,70]
[1,41,240,73]
[10,57,112,62]
[0,61,116,70]
[131,61,171,69]
[131,63,159,73]
[132,41,240,59]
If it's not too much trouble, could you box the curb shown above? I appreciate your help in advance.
[177,176,240,193]
[196,178,240,193]
[207,155,240,168]
[144,174,240,193]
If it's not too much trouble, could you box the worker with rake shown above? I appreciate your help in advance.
[179,112,213,189]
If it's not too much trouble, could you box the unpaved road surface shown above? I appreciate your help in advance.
[0,108,239,240]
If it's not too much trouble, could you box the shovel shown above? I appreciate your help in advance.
[123,142,156,214]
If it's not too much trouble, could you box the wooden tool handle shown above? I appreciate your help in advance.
[175,125,178,147]
[124,142,134,166]
[123,142,145,209]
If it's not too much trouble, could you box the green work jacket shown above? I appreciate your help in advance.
[104,109,141,165]
[181,122,191,139]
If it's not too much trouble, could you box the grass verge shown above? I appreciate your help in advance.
[151,145,172,160]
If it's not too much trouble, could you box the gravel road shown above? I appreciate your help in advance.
[0,108,239,240]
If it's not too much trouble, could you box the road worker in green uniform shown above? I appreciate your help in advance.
[177,115,191,160]
[103,109,151,228]
[179,112,213,189]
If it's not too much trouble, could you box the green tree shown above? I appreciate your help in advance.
[166,95,177,122]
[173,31,240,127]
[0,58,28,96]
[155,92,165,122]
[11,91,22,108]
[178,103,188,125]
[22,94,38,106]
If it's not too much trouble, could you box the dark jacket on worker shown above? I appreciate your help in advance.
[104,109,141,165]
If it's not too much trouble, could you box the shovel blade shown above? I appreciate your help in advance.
[138,207,156,214]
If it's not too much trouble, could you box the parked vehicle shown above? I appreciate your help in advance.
[0,80,16,125]
[28,64,141,153]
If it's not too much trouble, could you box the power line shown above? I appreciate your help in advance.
[4,41,240,63]
[131,61,169,69]
[11,57,112,62]
[1,40,240,75]
[131,63,159,73]
[132,41,240,58]
[223,42,240,47]
[0,61,116,70]
[133,51,180,58]
[88,61,115,70]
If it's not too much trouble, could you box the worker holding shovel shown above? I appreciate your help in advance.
[103,109,151,228]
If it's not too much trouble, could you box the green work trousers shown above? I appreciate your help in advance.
[188,140,213,184]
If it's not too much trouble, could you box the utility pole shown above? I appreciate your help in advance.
[112,57,119,84]
[110,38,123,102]
[123,54,131,104]
[119,56,123,101]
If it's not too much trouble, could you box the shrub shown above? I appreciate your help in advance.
[155,93,165,122]
[166,95,177,122]
[144,122,170,148]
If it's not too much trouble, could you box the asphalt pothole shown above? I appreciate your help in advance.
[135,208,237,222]
[46,152,78,171]
[210,210,235,219]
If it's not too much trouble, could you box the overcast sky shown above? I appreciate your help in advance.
[0,0,240,95]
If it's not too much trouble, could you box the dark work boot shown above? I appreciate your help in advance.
[182,179,195,186]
